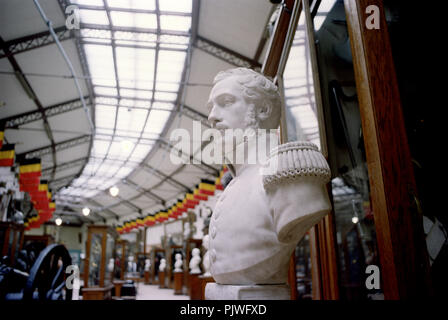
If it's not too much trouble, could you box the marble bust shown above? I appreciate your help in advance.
[183,222,191,240]
[127,255,137,273]
[159,258,166,272]
[174,253,183,272]
[202,235,211,277]
[144,258,151,272]
[107,258,114,273]
[206,68,331,289]
[189,248,202,274]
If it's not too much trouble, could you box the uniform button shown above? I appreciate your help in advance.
[211,226,217,238]
[211,249,217,262]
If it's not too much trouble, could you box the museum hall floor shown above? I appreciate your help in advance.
[136,284,190,300]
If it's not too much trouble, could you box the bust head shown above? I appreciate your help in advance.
[192,247,200,257]
[207,68,281,130]
[175,253,182,261]
[202,235,209,250]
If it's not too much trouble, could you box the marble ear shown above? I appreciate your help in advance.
[257,100,272,121]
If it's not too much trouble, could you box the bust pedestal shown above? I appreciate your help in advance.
[174,272,183,295]
[205,283,290,300]
[199,275,215,300]
[158,271,166,288]
[112,280,126,297]
[144,271,150,284]
[189,273,201,300]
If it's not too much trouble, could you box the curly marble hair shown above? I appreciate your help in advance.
[213,68,281,129]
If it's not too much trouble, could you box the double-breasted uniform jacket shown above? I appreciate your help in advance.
[209,140,331,285]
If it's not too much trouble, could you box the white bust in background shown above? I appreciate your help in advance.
[183,223,191,239]
[174,253,183,272]
[107,258,114,273]
[144,258,151,272]
[189,248,202,274]
[202,235,211,277]
[127,255,136,273]
[159,258,166,272]
[206,68,332,286]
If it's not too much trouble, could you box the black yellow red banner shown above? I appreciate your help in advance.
[0,144,15,167]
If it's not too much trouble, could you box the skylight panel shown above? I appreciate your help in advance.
[72,176,88,187]
[154,91,177,101]
[71,0,104,6]
[108,140,129,159]
[120,88,152,99]
[79,9,109,25]
[116,47,155,89]
[155,82,180,92]
[120,107,148,133]
[120,98,150,109]
[159,15,191,32]
[115,40,156,49]
[152,102,175,111]
[96,97,118,105]
[84,162,101,176]
[144,110,170,134]
[107,0,156,10]
[159,0,192,13]
[96,128,114,137]
[116,107,134,132]
[95,104,116,129]
[110,11,157,29]
[97,163,121,178]
[84,44,116,86]
[131,144,153,161]
[81,29,112,40]
[156,50,186,82]
[94,86,118,96]
[160,34,189,45]
[92,140,110,157]
[86,177,106,187]
[116,166,134,178]
[84,190,100,198]
[114,31,157,43]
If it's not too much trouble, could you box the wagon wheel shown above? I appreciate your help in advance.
[23,244,73,300]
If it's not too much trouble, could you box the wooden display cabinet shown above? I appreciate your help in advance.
[0,222,24,266]
[135,251,149,281]
[114,239,128,280]
[151,248,165,285]
[82,225,117,300]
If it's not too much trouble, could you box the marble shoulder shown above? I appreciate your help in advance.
[261,141,331,191]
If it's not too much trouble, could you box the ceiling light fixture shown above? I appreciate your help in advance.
[352,216,359,224]
[55,217,63,226]
[82,207,91,216]
[109,186,119,197]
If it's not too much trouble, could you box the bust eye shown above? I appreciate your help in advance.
[222,97,235,106]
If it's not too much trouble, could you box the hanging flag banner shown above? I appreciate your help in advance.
[199,179,216,196]
[0,144,15,167]
[0,121,5,150]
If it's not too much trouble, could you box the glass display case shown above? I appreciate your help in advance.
[114,239,127,280]
[136,252,150,278]
[0,221,24,266]
[82,225,117,300]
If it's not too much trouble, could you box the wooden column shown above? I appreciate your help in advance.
[189,273,201,300]
[344,0,431,299]
[174,272,183,295]
[159,271,166,288]
[262,0,297,76]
